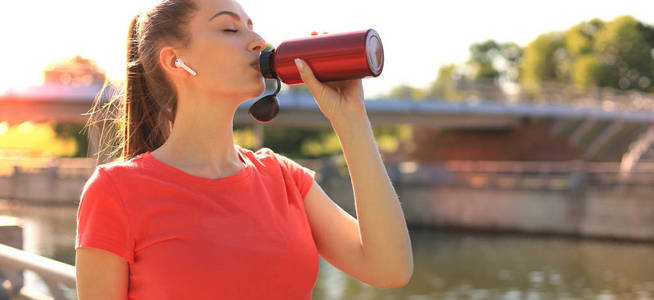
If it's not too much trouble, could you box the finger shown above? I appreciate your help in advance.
[295,58,326,98]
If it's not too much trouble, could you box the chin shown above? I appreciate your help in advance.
[243,80,267,99]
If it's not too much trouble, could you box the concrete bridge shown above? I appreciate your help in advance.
[2,80,654,241]
[2,82,654,126]
[2,81,654,177]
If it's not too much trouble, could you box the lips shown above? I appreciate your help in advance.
[250,65,261,75]
[250,59,260,70]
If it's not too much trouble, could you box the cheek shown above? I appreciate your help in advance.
[200,45,242,77]
[191,34,254,89]
[193,33,230,69]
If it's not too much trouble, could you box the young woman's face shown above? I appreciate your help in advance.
[182,0,267,101]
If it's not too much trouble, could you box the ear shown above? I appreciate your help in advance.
[159,46,191,79]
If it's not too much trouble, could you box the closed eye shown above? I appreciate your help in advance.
[224,29,238,33]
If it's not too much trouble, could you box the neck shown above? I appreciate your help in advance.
[151,87,245,174]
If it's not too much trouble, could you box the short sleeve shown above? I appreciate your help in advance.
[273,152,317,200]
[75,167,133,263]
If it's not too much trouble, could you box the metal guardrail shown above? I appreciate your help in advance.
[392,160,654,190]
[0,216,74,300]
[0,244,76,289]
[0,244,76,300]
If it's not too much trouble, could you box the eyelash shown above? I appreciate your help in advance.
[224,29,238,33]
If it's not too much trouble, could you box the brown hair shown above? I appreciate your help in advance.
[84,0,198,164]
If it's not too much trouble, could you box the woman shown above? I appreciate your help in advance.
[74,0,413,298]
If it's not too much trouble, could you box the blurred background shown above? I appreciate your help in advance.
[1,0,654,299]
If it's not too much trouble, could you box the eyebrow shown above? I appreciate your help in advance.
[208,10,253,26]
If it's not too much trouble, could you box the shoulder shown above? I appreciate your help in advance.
[239,146,280,165]
[82,155,147,194]
[245,146,316,178]
[250,146,277,159]
[241,146,296,168]
[102,154,146,172]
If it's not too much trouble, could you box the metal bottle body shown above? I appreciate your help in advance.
[260,29,384,84]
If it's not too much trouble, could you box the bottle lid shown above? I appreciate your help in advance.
[259,49,277,79]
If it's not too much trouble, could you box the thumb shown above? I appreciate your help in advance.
[295,58,325,98]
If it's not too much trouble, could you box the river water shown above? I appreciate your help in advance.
[0,200,653,300]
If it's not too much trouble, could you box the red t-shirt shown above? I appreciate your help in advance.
[75,145,318,299]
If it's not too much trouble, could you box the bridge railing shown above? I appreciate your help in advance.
[423,79,654,112]
[0,243,75,300]
[3,155,654,193]
[0,217,74,300]
[391,160,654,191]
[0,154,96,178]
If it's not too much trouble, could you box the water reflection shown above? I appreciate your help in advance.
[313,228,654,299]
[1,201,653,299]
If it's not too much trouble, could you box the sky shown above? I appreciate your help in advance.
[0,0,653,98]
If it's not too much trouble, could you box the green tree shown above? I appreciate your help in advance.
[425,64,466,101]
[263,127,325,158]
[521,15,654,92]
[571,54,608,87]
[468,40,501,80]
[565,19,609,88]
[386,84,425,100]
[520,32,567,85]
[465,40,523,101]
[53,123,88,157]
[565,18,604,57]
[387,15,654,102]
[466,40,522,81]
[592,15,654,91]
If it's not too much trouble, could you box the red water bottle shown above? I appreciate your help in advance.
[248,29,384,123]
[259,29,384,84]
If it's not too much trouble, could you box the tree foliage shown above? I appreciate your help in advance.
[387,15,654,101]
[425,64,466,101]
[468,40,522,81]
[520,15,654,92]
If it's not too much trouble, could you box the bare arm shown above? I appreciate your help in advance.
[75,247,129,300]
[331,114,413,287]
[294,58,413,287]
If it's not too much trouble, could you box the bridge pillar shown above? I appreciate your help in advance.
[550,119,574,136]
[620,125,654,180]
[569,118,598,147]
[585,121,624,160]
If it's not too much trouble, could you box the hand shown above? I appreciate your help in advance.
[294,58,367,124]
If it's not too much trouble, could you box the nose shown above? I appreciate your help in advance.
[249,32,267,53]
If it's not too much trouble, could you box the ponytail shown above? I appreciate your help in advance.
[84,1,197,164]
[123,14,172,160]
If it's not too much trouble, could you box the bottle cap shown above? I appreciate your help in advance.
[259,49,277,79]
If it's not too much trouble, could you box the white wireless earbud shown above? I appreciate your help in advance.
[175,58,197,76]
